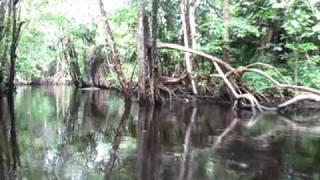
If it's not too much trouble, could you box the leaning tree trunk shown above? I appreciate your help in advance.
[98,0,130,98]
[180,0,198,95]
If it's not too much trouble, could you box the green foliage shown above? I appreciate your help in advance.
[199,18,224,54]
[15,0,100,80]
[230,17,261,38]
[295,62,320,89]
[7,0,320,93]
[106,73,120,86]
[242,71,273,93]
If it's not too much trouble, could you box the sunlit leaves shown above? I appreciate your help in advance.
[230,17,261,38]
[285,42,318,52]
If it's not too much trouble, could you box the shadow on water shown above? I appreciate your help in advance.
[0,86,320,179]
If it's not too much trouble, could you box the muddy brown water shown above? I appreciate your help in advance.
[0,86,320,180]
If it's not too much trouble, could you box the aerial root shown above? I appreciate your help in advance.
[158,84,178,101]
[157,42,320,111]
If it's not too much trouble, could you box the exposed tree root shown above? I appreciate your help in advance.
[240,68,320,95]
[158,84,178,101]
[158,72,188,85]
[157,42,320,111]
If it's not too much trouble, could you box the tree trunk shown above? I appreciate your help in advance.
[98,0,130,97]
[8,0,18,91]
[223,0,230,63]
[63,38,82,87]
[0,0,7,42]
[137,1,149,102]
[180,0,198,95]
[78,45,109,89]
[137,0,159,103]
[150,0,160,103]
[189,0,197,48]
[7,0,23,92]
[0,0,11,88]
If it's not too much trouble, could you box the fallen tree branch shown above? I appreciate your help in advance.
[277,94,320,109]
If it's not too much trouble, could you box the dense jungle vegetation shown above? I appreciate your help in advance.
[1,0,320,108]
[2,1,320,179]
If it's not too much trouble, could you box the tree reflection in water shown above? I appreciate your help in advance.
[178,107,197,180]
[136,105,162,180]
[104,99,132,180]
[0,87,320,180]
[0,95,21,180]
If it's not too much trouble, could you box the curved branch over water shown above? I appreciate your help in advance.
[157,42,320,111]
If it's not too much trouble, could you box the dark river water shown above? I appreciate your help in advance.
[0,86,320,180]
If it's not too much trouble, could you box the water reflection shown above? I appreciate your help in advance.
[105,99,132,180]
[0,86,319,180]
[0,95,21,180]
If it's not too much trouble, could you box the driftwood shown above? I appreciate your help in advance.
[157,42,320,111]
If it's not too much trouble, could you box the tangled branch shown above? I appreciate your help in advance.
[157,42,320,111]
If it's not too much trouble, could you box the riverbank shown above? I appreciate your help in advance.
[2,84,320,115]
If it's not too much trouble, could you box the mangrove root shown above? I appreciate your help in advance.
[157,42,320,111]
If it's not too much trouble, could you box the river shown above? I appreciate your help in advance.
[0,86,319,180]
